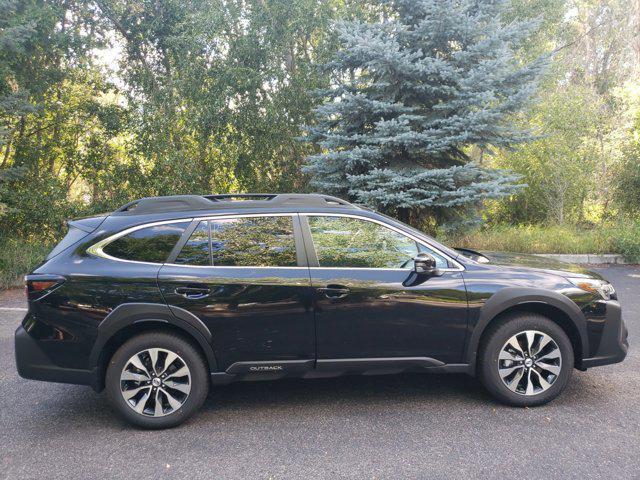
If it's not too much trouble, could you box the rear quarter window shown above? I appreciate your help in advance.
[102,222,189,263]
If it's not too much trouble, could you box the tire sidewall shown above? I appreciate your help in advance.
[479,314,574,407]
[106,332,209,429]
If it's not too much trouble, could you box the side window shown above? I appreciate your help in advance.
[102,222,189,263]
[173,216,298,267]
[210,216,297,267]
[174,221,209,265]
[307,216,447,269]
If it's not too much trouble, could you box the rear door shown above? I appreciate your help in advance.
[157,214,315,373]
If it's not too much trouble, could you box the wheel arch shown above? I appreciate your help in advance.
[90,303,217,391]
[465,288,588,373]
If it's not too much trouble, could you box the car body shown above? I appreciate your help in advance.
[15,194,629,427]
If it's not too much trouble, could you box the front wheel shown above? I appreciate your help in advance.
[478,313,573,407]
[106,331,209,428]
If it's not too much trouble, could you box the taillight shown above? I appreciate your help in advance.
[25,275,65,299]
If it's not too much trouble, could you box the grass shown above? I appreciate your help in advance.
[442,222,640,261]
[0,237,53,290]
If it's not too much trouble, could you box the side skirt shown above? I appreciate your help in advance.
[210,358,472,385]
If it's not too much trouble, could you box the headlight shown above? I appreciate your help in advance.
[567,277,616,300]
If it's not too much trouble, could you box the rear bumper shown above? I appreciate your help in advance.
[579,301,629,369]
[15,325,97,388]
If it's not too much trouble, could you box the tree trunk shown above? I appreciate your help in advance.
[396,207,411,224]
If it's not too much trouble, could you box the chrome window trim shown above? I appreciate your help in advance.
[87,213,298,266]
[87,211,464,271]
[87,218,195,265]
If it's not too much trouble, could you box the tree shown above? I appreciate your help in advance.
[93,0,344,196]
[0,0,116,238]
[303,0,545,226]
[491,88,600,224]
[493,0,640,225]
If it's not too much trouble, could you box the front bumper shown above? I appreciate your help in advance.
[579,300,629,369]
[15,325,97,388]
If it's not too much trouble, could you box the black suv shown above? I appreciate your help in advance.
[15,194,628,428]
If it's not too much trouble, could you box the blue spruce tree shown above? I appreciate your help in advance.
[303,0,544,226]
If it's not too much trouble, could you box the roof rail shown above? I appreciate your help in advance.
[115,195,216,215]
[114,193,356,215]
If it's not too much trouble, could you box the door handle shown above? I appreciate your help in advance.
[317,284,350,299]
[175,285,210,299]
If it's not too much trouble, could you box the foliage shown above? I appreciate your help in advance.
[443,221,640,260]
[492,0,640,225]
[0,0,348,239]
[0,236,52,289]
[1,0,640,287]
[611,222,640,263]
[93,0,343,195]
[491,87,601,224]
[303,0,545,224]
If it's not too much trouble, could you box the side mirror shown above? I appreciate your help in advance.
[413,252,438,275]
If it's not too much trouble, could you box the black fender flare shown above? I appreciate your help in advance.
[464,287,589,370]
[89,302,217,372]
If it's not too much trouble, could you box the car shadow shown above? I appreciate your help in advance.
[202,372,491,413]
[9,368,616,433]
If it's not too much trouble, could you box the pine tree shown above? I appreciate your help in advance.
[303,0,544,225]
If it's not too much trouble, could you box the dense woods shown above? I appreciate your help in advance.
[1,0,640,282]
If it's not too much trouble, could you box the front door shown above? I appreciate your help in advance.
[302,214,468,366]
[158,214,315,373]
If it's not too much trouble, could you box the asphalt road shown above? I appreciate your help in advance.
[1,266,638,479]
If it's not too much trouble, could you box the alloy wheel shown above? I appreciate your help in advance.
[498,330,562,396]
[120,348,191,417]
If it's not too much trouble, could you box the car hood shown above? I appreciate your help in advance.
[478,251,604,280]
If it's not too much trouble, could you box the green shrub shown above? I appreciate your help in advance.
[441,222,640,261]
[0,237,52,290]
[612,222,640,262]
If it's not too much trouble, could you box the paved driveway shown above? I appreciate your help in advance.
[1,266,638,479]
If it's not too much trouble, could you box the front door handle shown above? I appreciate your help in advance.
[175,285,210,299]
[317,284,350,299]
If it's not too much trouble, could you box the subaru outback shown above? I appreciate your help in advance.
[15,194,628,428]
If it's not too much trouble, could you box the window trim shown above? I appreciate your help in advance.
[87,212,463,271]
[87,219,194,265]
[300,213,464,272]
[88,213,307,268]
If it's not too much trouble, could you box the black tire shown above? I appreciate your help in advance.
[106,331,209,429]
[478,313,573,407]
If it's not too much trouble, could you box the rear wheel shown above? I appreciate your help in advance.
[106,331,209,428]
[478,313,573,407]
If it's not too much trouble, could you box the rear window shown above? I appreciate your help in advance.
[46,227,90,260]
[103,222,189,263]
[174,221,209,266]
[173,216,297,267]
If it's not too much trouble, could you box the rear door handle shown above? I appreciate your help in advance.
[175,285,210,299]
[317,284,350,299]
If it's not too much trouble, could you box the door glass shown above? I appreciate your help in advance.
[308,216,447,269]
[208,216,297,267]
[174,221,210,265]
